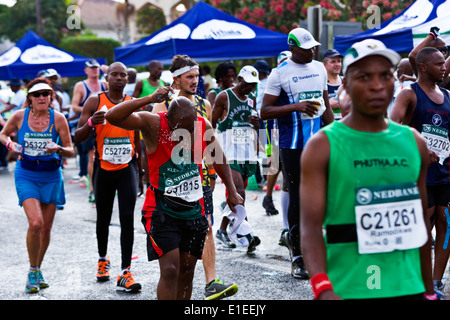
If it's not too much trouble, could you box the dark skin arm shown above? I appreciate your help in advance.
[300,131,341,300]
[390,88,439,164]
[261,90,334,126]
[412,128,434,296]
[73,95,102,145]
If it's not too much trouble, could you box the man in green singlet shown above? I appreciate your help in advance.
[212,65,261,253]
[132,60,166,111]
[300,39,435,300]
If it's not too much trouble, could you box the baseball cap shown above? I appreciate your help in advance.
[343,39,401,74]
[28,82,53,93]
[9,78,23,86]
[253,60,271,75]
[85,59,100,68]
[238,65,260,84]
[288,28,321,49]
[43,68,60,78]
[323,49,343,59]
[277,50,292,65]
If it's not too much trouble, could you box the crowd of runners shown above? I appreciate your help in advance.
[0,26,449,300]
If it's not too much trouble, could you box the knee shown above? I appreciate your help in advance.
[160,263,178,279]
[28,218,43,236]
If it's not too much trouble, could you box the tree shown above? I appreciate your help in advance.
[205,0,415,34]
[0,0,80,46]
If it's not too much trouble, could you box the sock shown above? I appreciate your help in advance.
[99,256,108,261]
[29,266,38,272]
[281,190,289,229]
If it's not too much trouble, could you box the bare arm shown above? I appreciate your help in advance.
[51,111,75,158]
[73,95,100,145]
[260,93,321,121]
[300,131,340,300]
[321,90,334,126]
[390,87,417,124]
[412,128,434,296]
[211,91,228,128]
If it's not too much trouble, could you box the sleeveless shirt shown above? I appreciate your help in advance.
[94,92,135,171]
[409,82,450,185]
[143,113,207,220]
[322,120,426,299]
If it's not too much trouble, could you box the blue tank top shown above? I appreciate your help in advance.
[15,108,62,182]
[81,80,106,106]
[410,82,450,185]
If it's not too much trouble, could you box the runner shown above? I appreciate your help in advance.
[0,78,74,293]
[391,46,450,298]
[70,59,108,203]
[152,54,238,300]
[132,60,165,110]
[260,27,334,279]
[322,49,343,120]
[212,65,261,253]
[300,39,435,300]
[105,90,243,300]
[74,62,142,293]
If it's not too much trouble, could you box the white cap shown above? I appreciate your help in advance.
[288,28,320,49]
[238,65,260,84]
[343,39,401,74]
[277,50,292,65]
[43,68,60,78]
[28,82,53,93]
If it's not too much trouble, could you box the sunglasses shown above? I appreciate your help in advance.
[437,47,448,54]
[31,91,51,98]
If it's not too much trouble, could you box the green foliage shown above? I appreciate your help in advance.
[0,0,80,45]
[204,0,415,33]
[136,4,167,36]
[59,34,121,64]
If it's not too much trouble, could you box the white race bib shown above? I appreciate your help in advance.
[23,132,51,157]
[102,137,132,164]
[164,174,203,202]
[421,124,449,165]
[355,183,428,254]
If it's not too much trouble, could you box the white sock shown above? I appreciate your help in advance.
[281,190,289,229]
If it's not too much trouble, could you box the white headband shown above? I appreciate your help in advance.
[172,65,199,77]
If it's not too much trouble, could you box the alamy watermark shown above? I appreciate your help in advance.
[366,5,381,30]
[66,5,81,30]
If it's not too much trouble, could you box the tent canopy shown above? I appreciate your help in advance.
[0,30,106,80]
[114,1,288,66]
[334,0,450,54]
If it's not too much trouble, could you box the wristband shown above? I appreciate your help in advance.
[87,117,96,128]
[6,140,12,151]
[424,293,438,300]
[429,32,437,40]
[310,273,333,300]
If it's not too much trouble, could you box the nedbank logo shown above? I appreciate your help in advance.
[356,188,372,205]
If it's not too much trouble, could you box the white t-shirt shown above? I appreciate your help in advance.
[264,58,328,149]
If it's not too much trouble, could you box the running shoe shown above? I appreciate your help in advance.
[37,269,48,289]
[88,191,95,203]
[96,257,110,282]
[291,257,308,280]
[262,196,279,215]
[434,280,446,299]
[25,271,39,293]
[278,228,289,247]
[247,235,261,253]
[204,279,238,300]
[216,229,236,248]
[116,268,142,293]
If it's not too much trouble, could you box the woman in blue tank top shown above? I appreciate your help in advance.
[0,78,74,293]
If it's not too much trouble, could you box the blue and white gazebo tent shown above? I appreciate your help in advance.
[0,30,106,80]
[334,0,450,54]
[114,1,288,66]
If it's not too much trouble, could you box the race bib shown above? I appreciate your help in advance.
[164,174,203,202]
[23,132,52,157]
[102,137,132,164]
[421,124,449,165]
[231,126,254,145]
[355,182,428,254]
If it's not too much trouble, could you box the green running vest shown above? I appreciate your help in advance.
[321,119,425,299]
